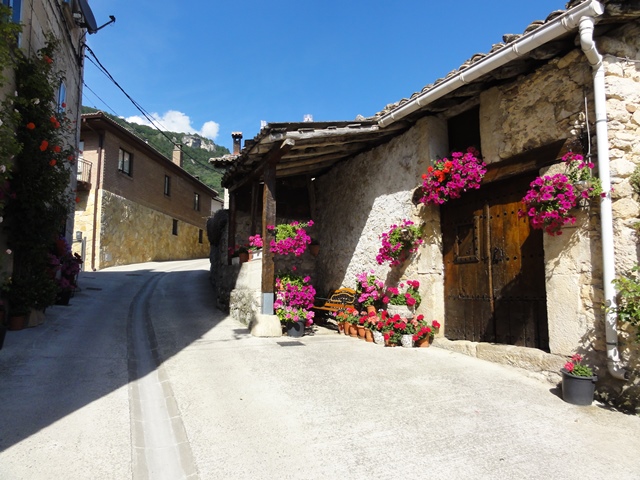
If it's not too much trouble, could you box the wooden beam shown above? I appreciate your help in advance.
[250,181,260,235]
[227,192,237,265]
[261,139,295,311]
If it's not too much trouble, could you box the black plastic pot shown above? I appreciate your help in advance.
[561,369,597,406]
[285,320,305,338]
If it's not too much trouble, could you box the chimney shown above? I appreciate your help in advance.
[232,132,243,155]
[172,143,183,167]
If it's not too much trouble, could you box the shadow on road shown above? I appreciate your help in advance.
[0,260,228,453]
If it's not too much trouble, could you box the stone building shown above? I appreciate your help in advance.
[0,0,100,244]
[215,0,640,412]
[75,112,222,270]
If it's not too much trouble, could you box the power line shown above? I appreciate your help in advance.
[82,45,225,176]
[82,80,119,116]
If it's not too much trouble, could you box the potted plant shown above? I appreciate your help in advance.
[248,234,263,259]
[376,219,424,267]
[309,238,320,257]
[274,271,316,337]
[267,220,313,256]
[355,271,384,313]
[519,152,603,236]
[335,306,359,336]
[382,280,421,318]
[413,318,441,348]
[561,353,597,406]
[418,147,486,205]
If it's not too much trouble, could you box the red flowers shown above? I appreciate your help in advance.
[52,145,61,153]
[49,159,57,166]
[50,116,61,129]
[39,140,49,151]
[26,122,36,130]
[43,55,53,64]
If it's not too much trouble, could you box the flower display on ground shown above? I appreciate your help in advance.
[376,219,423,267]
[413,318,441,342]
[355,271,384,307]
[267,220,313,256]
[418,147,486,205]
[563,353,593,377]
[519,152,604,236]
[274,271,316,326]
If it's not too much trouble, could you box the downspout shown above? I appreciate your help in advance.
[579,16,628,380]
[91,130,104,272]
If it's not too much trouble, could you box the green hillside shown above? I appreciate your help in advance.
[81,107,229,193]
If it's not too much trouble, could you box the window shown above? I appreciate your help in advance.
[198,229,203,244]
[172,219,178,236]
[57,81,66,112]
[193,192,200,211]
[164,175,171,196]
[2,0,21,24]
[118,148,132,175]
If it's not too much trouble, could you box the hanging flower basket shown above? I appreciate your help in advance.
[267,220,313,256]
[519,152,604,236]
[418,147,486,205]
[376,219,423,267]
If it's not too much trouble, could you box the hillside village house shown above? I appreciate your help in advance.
[214,0,640,412]
[75,112,222,270]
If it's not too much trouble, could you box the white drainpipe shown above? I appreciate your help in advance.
[579,16,628,380]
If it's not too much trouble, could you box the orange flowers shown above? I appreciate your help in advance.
[52,145,61,153]
[39,140,49,151]
[49,116,61,128]
[26,122,36,130]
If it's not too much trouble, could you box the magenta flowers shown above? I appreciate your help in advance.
[274,273,316,326]
[419,147,486,205]
[376,219,423,266]
[267,220,313,256]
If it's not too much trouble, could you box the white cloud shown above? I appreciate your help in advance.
[125,110,220,141]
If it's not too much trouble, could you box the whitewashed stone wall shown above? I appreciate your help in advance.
[315,116,447,324]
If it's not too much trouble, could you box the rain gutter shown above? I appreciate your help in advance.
[377,0,606,128]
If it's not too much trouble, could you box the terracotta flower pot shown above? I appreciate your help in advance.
[365,329,374,342]
[337,321,344,333]
[416,337,432,348]
[366,305,377,315]
[357,325,366,339]
[349,324,358,337]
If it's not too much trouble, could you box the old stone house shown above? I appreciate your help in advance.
[214,0,640,412]
[75,112,222,270]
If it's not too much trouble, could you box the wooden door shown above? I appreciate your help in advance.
[442,175,549,350]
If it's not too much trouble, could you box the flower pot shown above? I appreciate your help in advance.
[372,330,385,345]
[401,334,414,348]
[357,325,366,339]
[286,320,305,338]
[252,250,262,260]
[386,304,414,319]
[349,324,358,337]
[309,244,320,257]
[337,321,344,333]
[8,314,27,331]
[561,369,597,406]
[415,337,432,348]
[238,252,250,263]
[366,305,377,315]
[365,329,374,343]
[56,290,72,306]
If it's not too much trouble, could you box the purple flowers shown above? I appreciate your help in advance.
[274,274,316,326]
[376,219,423,266]
[419,147,486,205]
[519,152,602,236]
[268,220,314,256]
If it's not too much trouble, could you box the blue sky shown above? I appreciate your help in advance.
[84,0,568,152]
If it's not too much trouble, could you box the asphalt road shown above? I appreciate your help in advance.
[1,259,639,480]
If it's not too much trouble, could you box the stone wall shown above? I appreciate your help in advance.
[315,116,447,323]
[97,191,209,269]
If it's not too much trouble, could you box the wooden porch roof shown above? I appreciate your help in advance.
[211,120,410,189]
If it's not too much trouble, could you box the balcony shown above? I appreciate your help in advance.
[76,158,92,191]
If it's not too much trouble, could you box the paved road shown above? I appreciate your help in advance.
[1,259,639,480]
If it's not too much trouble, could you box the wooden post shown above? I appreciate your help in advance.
[228,191,237,265]
[250,181,260,235]
[261,139,294,314]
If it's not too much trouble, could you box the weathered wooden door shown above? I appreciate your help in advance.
[442,174,549,350]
